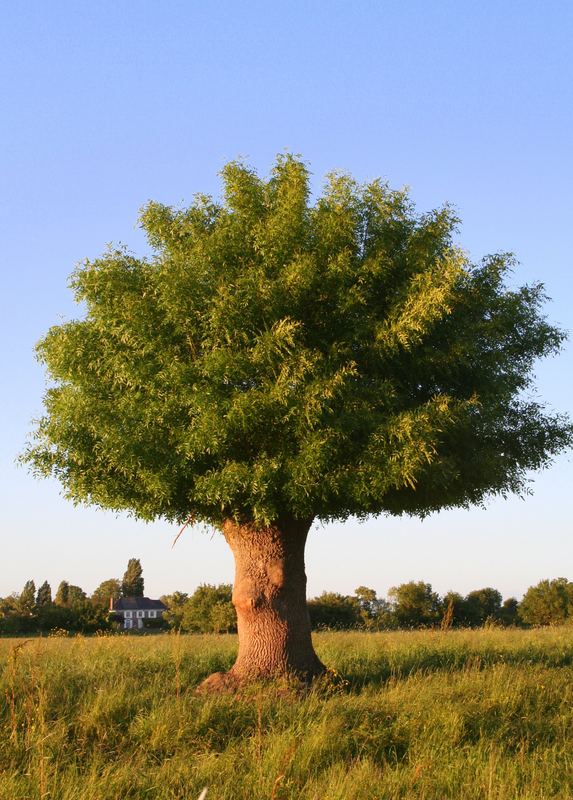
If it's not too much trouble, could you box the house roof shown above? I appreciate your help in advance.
[112,597,167,611]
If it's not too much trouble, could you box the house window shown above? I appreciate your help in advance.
[125,611,132,618]
[137,611,144,617]
[149,610,156,618]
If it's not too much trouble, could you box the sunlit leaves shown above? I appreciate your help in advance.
[375,249,466,352]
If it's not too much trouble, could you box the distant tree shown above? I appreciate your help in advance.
[74,602,111,634]
[354,586,377,625]
[6,581,38,633]
[58,583,109,632]
[354,586,393,630]
[179,584,236,633]
[370,598,396,630]
[0,595,20,634]
[0,603,22,635]
[122,559,144,598]
[36,603,77,632]
[441,591,467,629]
[499,597,520,627]
[161,590,189,607]
[161,591,189,630]
[464,587,503,626]
[67,585,87,607]
[0,581,109,635]
[23,154,573,686]
[519,578,573,626]
[18,580,36,616]
[389,581,442,628]
[0,594,18,616]
[209,599,238,634]
[54,580,70,607]
[307,592,360,630]
[36,580,52,607]
[91,578,121,608]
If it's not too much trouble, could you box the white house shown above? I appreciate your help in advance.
[110,596,167,630]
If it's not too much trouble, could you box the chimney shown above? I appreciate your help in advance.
[109,595,114,612]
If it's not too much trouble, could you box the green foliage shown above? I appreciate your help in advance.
[121,558,144,598]
[354,585,393,630]
[2,572,567,635]
[73,602,112,634]
[499,597,520,627]
[54,581,69,607]
[306,587,394,631]
[17,581,36,616]
[142,617,166,630]
[441,591,467,628]
[2,629,573,799]
[0,596,18,617]
[53,580,87,611]
[159,591,189,630]
[389,581,443,628]
[464,587,503,626]
[0,581,109,635]
[35,604,77,633]
[91,578,121,608]
[22,155,572,528]
[163,584,236,633]
[66,585,87,607]
[35,581,52,607]
[308,592,361,630]
[519,578,573,626]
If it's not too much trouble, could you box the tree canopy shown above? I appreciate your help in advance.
[519,578,573,626]
[18,580,36,615]
[389,581,442,628]
[54,580,70,607]
[36,580,52,607]
[91,578,122,607]
[162,584,236,634]
[121,558,144,598]
[23,154,571,528]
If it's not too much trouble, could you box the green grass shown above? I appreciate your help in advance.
[1,627,573,799]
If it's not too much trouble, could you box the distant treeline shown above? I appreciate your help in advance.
[1,563,572,635]
[0,558,145,635]
[160,578,573,633]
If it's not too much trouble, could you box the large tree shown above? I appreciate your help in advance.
[23,155,571,687]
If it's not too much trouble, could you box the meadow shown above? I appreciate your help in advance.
[1,627,572,800]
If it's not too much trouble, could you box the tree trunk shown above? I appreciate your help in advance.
[198,517,325,691]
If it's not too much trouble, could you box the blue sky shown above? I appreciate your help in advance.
[1,1,571,601]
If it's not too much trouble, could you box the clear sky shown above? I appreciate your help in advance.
[1,1,572,602]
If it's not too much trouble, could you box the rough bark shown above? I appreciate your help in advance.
[197,517,325,692]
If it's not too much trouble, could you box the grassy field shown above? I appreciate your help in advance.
[1,627,573,800]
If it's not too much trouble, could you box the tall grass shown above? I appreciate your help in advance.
[1,628,572,799]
